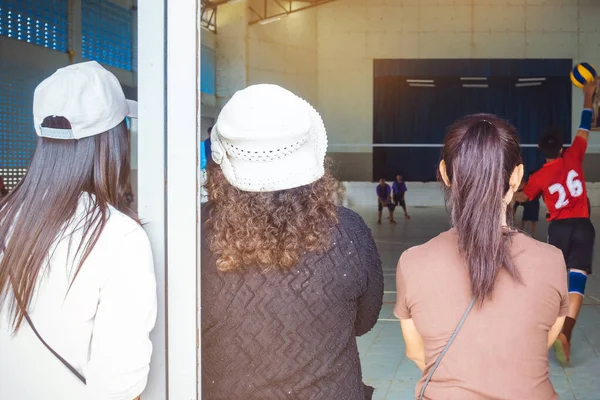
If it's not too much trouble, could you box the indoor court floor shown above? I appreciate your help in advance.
[353,206,600,400]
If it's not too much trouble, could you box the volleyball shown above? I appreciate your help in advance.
[570,63,597,88]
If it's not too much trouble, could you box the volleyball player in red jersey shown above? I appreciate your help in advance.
[515,80,596,365]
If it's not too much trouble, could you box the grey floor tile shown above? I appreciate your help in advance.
[578,308,600,355]
[358,322,387,357]
[550,375,576,400]
[383,279,397,293]
[376,321,403,339]
[384,386,417,400]
[548,358,565,376]
[566,375,600,400]
[384,362,421,400]
[393,360,422,381]
[366,380,391,400]
[379,303,396,320]
[361,352,403,381]
[372,335,404,348]
[383,292,397,303]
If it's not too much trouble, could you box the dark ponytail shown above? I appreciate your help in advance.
[440,114,522,304]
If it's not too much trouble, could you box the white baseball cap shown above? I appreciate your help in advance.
[212,84,328,192]
[33,61,137,140]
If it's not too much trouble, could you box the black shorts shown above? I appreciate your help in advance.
[548,218,595,274]
[378,202,395,212]
[521,199,540,222]
[394,196,406,208]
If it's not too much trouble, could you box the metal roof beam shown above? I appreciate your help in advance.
[248,0,338,25]
[201,0,338,31]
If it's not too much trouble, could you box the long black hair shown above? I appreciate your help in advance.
[0,116,137,331]
[440,114,523,303]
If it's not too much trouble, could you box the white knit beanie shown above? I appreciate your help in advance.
[211,84,328,192]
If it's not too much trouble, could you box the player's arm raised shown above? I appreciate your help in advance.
[575,80,597,143]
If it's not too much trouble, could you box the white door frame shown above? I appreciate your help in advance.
[137,0,200,398]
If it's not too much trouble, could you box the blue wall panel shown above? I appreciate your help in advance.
[0,67,41,183]
[0,0,68,51]
[82,0,133,71]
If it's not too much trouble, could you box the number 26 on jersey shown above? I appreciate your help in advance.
[549,170,583,209]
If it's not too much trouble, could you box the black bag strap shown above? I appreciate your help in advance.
[419,297,476,400]
[24,313,87,384]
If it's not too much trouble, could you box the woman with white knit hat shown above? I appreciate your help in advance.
[201,84,384,400]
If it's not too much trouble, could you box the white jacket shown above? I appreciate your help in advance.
[0,194,157,400]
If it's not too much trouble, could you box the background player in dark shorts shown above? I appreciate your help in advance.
[515,174,540,235]
[519,196,540,235]
[515,80,596,366]
[392,174,411,220]
[513,201,524,215]
[548,218,595,276]
[376,178,396,224]
[513,180,526,217]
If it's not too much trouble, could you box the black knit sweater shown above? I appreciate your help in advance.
[201,207,384,400]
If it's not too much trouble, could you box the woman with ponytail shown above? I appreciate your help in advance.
[394,115,568,400]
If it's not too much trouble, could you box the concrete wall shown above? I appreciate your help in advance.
[316,0,600,181]
[247,2,318,105]
[215,1,318,107]
[216,2,249,105]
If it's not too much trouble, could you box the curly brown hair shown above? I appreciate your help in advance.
[205,162,344,272]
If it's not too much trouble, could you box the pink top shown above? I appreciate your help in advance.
[395,229,568,400]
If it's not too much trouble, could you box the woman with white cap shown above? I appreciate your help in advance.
[202,84,384,399]
[0,61,157,400]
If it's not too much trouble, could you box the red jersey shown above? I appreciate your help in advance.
[523,136,589,221]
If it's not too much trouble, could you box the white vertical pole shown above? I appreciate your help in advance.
[137,0,167,398]
[166,0,200,399]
